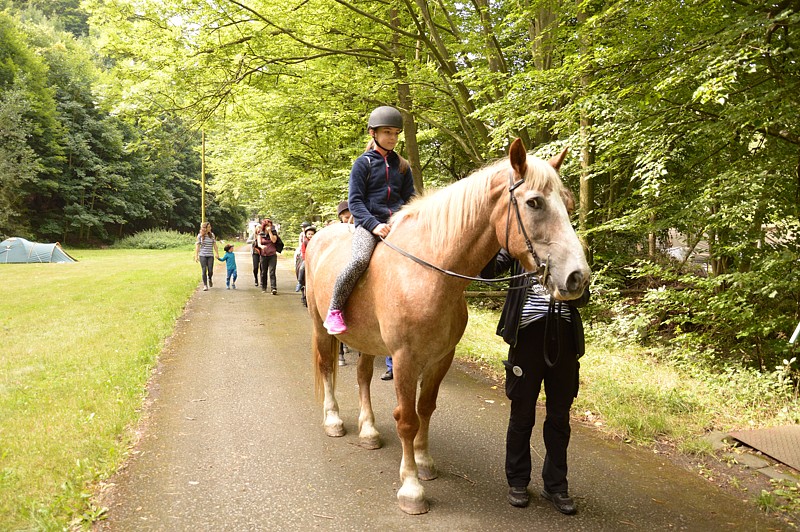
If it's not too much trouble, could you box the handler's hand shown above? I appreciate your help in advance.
[372,223,390,238]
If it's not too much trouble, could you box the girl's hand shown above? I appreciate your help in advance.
[194,256,198,262]
[372,223,390,238]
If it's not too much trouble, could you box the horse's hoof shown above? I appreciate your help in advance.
[418,465,438,481]
[358,436,382,450]
[398,495,429,515]
[324,423,346,437]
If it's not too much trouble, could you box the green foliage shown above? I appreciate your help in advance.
[3,0,800,378]
[111,229,196,250]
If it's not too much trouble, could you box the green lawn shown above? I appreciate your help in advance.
[0,248,198,530]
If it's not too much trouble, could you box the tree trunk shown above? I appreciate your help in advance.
[577,2,594,264]
[392,9,423,192]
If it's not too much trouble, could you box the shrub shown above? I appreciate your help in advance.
[112,230,196,249]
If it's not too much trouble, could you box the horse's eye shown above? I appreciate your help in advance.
[526,196,544,210]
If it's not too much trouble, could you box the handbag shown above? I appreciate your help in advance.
[275,235,284,253]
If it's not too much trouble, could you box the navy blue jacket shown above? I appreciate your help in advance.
[482,249,589,354]
[348,149,415,233]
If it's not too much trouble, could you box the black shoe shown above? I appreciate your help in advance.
[541,490,576,515]
[508,486,530,508]
[380,370,393,381]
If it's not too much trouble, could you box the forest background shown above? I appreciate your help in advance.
[1,0,798,392]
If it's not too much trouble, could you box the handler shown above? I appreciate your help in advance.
[482,190,589,515]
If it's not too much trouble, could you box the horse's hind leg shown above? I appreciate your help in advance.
[356,353,381,449]
[415,349,455,481]
[314,331,345,437]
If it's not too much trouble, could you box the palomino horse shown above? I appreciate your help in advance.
[304,138,590,515]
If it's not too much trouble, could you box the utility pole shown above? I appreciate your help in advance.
[201,130,206,223]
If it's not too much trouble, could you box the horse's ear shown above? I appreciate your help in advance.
[509,138,528,176]
[548,146,569,171]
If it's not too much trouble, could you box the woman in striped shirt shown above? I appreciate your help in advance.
[194,221,219,291]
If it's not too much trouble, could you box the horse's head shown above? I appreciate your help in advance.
[499,138,590,300]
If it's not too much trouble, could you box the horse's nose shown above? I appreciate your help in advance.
[566,270,587,293]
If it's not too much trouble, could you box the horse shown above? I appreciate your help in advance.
[304,138,590,515]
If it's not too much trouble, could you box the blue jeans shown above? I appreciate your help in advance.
[226,269,238,287]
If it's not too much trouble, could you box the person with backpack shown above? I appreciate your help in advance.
[323,106,416,334]
[256,218,279,295]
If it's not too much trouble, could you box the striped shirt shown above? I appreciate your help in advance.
[519,278,571,328]
[196,233,216,257]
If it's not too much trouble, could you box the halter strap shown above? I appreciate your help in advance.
[506,170,550,286]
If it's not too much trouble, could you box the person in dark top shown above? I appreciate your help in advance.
[323,106,415,334]
[256,219,279,294]
[482,190,589,515]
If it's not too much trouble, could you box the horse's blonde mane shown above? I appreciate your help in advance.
[393,154,564,252]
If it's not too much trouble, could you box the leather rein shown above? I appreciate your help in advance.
[379,169,550,290]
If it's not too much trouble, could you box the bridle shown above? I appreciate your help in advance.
[378,169,550,289]
[505,170,551,286]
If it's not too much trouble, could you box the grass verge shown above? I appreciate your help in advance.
[0,248,197,530]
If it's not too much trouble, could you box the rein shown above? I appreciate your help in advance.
[379,236,535,288]
[377,169,550,290]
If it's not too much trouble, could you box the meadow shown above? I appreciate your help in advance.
[0,248,197,529]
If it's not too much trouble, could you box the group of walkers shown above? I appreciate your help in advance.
[193,105,589,517]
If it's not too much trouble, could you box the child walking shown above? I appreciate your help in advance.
[323,106,416,334]
[217,244,238,289]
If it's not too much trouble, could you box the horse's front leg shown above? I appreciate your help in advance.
[415,349,455,481]
[392,354,428,514]
[356,353,381,449]
[315,332,345,437]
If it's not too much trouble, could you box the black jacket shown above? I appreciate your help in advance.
[481,249,589,354]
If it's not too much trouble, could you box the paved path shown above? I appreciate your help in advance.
[97,253,789,531]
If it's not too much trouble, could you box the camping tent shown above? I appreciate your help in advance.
[0,237,77,263]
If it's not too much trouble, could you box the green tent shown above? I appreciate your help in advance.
[0,237,77,263]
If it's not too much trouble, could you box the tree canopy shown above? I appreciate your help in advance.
[1,0,798,369]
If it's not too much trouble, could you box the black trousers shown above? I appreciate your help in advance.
[505,317,579,494]
[259,254,277,290]
[252,253,260,282]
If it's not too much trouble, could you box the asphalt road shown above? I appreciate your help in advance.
[96,252,789,531]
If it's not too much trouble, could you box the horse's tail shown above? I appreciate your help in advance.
[313,331,340,403]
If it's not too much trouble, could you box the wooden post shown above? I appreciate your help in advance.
[201,130,206,223]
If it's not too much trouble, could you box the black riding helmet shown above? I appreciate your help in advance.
[367,106,403,131]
